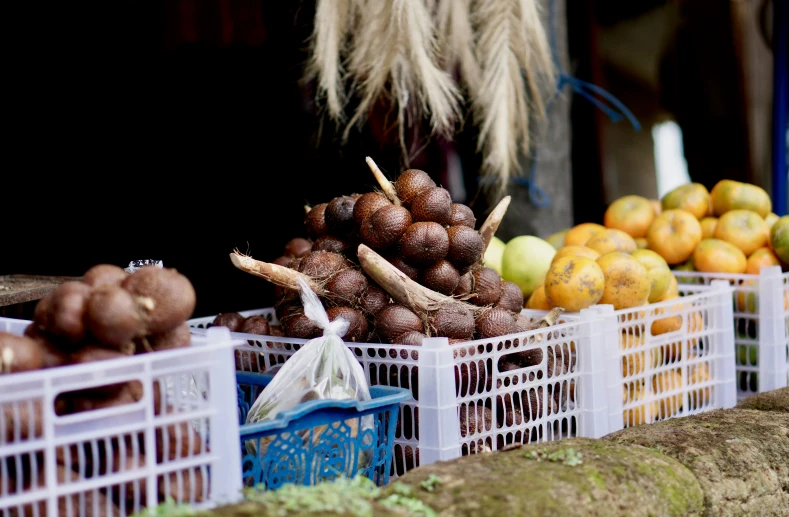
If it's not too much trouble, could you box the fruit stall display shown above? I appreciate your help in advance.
[0,267,243,517]
[193,158,614,476]
[513,179,787,413]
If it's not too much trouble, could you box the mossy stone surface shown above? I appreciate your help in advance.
[605,408,789,516]
[736,387,789,413]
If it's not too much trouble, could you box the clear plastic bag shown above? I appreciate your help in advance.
[244,278,373,465]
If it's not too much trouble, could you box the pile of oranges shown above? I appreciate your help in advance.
[530,179,788,314]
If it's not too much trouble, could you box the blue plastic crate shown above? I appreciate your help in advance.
[236,372,409,490]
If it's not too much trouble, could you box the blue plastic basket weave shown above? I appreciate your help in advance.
[236,372,409,490]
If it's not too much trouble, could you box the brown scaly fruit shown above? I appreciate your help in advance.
[394,169,436,207]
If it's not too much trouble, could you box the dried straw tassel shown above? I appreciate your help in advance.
[346,0,461,151]
[435,0,481,99]
[305,0,354,122]
[471,0,555,193]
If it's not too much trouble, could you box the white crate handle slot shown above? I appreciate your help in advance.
[757,266,789,392]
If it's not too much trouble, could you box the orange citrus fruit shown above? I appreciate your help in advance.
[585,229,638,255]
[692,238,747,274]
[635,238,648,249]
[526,284,554,310]
[770,215,789,264]
[631,249,673,303]
[650,199,662,217]
[661,183,711,220]
[551,245,601,264]
[710,179,772,217]
[564,222,606,246]
[713,209,769,256]
[604,195,656,238]
[646,209,703,265]
[544,256,605,312]
[597,252,651,310]
[745,247,781,275]
[700,217,718,239]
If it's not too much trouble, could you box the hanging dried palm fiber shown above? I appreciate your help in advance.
[305,0,555,192]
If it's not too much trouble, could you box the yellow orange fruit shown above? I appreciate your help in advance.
[551,245,601,264]
[692,238,747,274]
[770,215,789,264]
[663,274,679,298]
[564,223,606,246]
[646,209,703,265]
[650,199,662,217]
[651,294,683,335]
[585,229,638,256]
[710,179,772,218]
[621,333,646,377]
[631,249,673,303]
[651,340,683,368]
[700,217,718,239]
[661,183,711,220]
[545,229,569,250]
[745,247,781,275]
[635,238,648,249]
[651,369,684,420]
[604,195,656,238]
[765,213,779,229]
[544,256,605,312]
[526,284,554,310]
[597,252,651,310]
[688,362,711,409]
[623,381,647,427]
[713,209,769,256]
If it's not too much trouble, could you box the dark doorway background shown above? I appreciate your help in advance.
[2,1,484,318]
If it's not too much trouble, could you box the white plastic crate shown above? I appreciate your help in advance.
[593,280,737,431]
[1,316,32,335]
[0,326,243,517]
[673,265,789,399]
[189,308,611,477]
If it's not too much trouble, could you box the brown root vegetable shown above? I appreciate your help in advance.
[282,311,323,339]
[449,203,476,228]
[324,196,357,236]
[273,256,293,268]
[298,251,352,283]
[399,222,450,266]
[515,314,534,333]
[109,449,148,508]
[453,272,474,296]
[446,226,485,269]
[33,290,53,332]
[2,399,43,442]
[239,316,271,336]
[394,331,427,346]
[360,205,413,250]
[82,264,128,288]
[312,235,351,255]
[211,312,247,332]
[284,237,312,258]
[360,285,390,316]
[325,269,369,304]
[305,203,329,239]
[375,304,423,343]
[394,169,436,207]
[430,306,475,340]
[353,192,392,225]
[86,285,147,350]
[30,466,122,517]
[158,468,207,504]
[495,281,525,313]
[420,260,460,296]
[470,267,502,306]
[326,307,369,342]
[121,266,197,334]
[156,414,206,463]
[23,326,69,369]
[148,323,192,351]
[410,187,452,226]
[475,308,517,339]
[47,281,92,345]
[0,333,44,374]
[386,255,420,281]
[67,380,143,415]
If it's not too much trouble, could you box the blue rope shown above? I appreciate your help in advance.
[478,0,642,208]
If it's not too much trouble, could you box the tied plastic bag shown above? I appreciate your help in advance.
[244,277,374,470]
